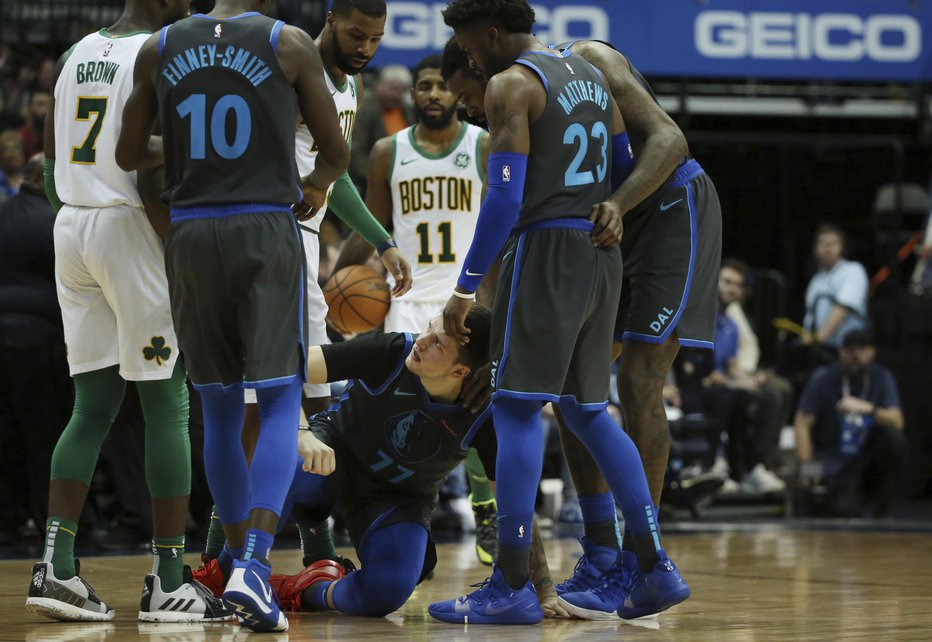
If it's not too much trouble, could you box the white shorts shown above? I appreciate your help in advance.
[54,204,179,380]
[245,228,330,403]
[384,300,445,334]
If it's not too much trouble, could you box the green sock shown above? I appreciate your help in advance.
[43,517,78,580]
[152,536,185,593]
[464,448,494,503]
[205,507,226,559]
[298,520,337,565]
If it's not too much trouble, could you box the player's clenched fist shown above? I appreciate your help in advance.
[299,429,336,476]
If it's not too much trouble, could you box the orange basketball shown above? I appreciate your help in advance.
[323,265,391,334]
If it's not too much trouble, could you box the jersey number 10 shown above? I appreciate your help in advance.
[177,93,251,160]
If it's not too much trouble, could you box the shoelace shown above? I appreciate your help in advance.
[556,555,592,593]
[465,576,496,604]
[592,564,635,599]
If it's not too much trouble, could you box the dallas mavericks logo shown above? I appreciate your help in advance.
[384,411,443,464]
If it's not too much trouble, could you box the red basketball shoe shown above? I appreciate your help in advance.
[269,559,346,611]
[191,555,226,599]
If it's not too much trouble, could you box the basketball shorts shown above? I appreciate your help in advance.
[490,219,623,407]
[244,227,330,403]
[616,159,722,349]
[384,300,442,334]
[164,210,307,389]
[54,204,179,380]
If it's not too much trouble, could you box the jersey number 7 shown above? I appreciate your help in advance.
[71,96,108,165]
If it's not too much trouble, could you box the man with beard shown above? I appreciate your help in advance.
[794,329,905,517]
[196,0,413,598]
[333,53,495,564]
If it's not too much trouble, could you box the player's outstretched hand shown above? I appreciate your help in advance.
[381,248,413,296]
[461,362,492,413]
[589,200,623,247]
[539,593,571,619]
[443,294,472,345]
[299,430,336,476]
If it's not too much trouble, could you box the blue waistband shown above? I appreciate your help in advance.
[518,216,595,234]
[171,203,292,222]
[670,159,704,189]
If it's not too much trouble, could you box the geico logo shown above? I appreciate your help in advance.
[383,2,609,50]
[695,11,921,63]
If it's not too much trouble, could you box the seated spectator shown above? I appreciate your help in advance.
[17,89,49,158]
[724,261,795,482]
[668,260,787,494]
[0,130,25,199]
[803,223,869,349]
[794,329,906,517]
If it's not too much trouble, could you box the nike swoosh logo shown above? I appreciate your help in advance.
[659,199,683,212]
[253,571,273,610]
[394,390,416,397]
[465,270,483,277]
[400,158,419,165]
[484,600,518,615]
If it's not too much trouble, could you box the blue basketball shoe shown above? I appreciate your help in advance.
[617,550,690,620]
[557,550,638,620]
[222,559,288,632]
[428,566,542,624]
[555,536,620,596]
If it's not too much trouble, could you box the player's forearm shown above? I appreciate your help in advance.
[607,128,686,215]
[873,407,904,431]
[794,413,814,462]
[333,231,376,273]
[116,134,163,172]
[43,158,63,213]
[328,172,391,247]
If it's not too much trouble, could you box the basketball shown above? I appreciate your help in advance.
[324,265,391,334]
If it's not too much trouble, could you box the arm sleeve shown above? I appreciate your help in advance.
[611,131,635,191]
[321,332,410,387]
[326,170,391,248]
[43,158,63,213]
[457,152,527,292]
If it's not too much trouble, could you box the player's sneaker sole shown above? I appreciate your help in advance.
[26,561,114,622]
[25,597,115,622]
[556,594,659,621]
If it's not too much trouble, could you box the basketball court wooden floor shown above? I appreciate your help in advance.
[3,528,932,641]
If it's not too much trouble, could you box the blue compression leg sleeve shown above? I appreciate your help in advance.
[557,400,661,571]
[250,379,302,516]
[306,521,428,617]
[200,385,250,524]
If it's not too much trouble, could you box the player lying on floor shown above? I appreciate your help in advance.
[196,305,566,617]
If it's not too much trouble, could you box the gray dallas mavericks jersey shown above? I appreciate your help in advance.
[514,50,613,227]
[156,13,299,209]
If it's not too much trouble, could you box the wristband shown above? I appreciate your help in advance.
[376,238,397,256]
[451,290,476,300]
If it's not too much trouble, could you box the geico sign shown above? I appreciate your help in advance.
[383,2,609,50]
[695,11,921,62]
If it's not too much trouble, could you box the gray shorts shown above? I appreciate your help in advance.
[616,160,722,349]
[490,219,622,407]
[164,209,307,389]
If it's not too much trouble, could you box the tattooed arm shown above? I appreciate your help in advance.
[442,69,538,343]
[571,41,687,215]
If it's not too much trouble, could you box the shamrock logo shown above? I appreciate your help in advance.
[143,336,171,366]
[454,152,469,168]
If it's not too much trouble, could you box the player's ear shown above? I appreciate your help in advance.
[451,364,471,380]
[326,10,336,26]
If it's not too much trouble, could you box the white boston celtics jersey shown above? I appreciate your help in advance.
[294,71,358,233]
[390,123,486,302]
[54,30,149,208]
